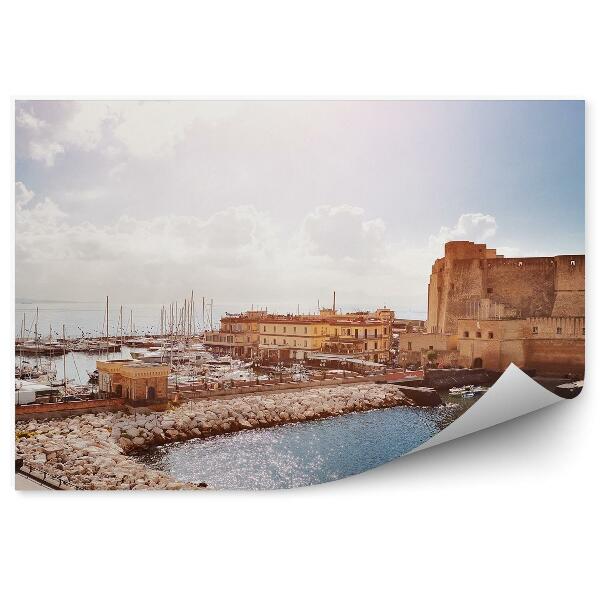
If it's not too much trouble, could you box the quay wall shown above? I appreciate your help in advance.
[175,374,385,402]
[16,398,125,422]
[14,372,419,422]
[525,339,585,377]
[423,368,500,389]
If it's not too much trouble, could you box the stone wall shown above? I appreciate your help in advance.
[427,242,585,335]
[424,368,499,389]
[486,258,556,318]
[526,339,585,377]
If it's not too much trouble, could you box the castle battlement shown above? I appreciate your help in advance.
[427,241,584,335]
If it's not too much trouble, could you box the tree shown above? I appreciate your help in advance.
[425,349,438,365]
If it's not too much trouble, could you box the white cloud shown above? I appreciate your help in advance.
[430,212,497,247]
[300,204,386,261]
[29,140,65,166]
[15,181,35,208]
[16,108,46,131]
[62,102,117,151]
[15,189,426,308]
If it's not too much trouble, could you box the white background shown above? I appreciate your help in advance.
[1,2,597,599]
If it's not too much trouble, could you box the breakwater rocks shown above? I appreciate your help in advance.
[16,383,411,490]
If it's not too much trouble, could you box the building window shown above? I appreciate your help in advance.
[304,327,307,334]
[384,327,387,335]
[464,331,469,338]
[487,287,493,294]
[476,331,482,338]
[407,342,412,350]
[570,260,576,266]
[264,338,267,344]
[518,261,523,267]
[263,326,266,332]
[488,332,494,339]
[283,326,286,333]
[283,339,286,345]
[304,341,307,347]
[582,327,585,335]
[556,327,562,335]
[532,326,538,334]
[293,327,296,333]
[355,329,359,338]
[273,339,276,345]
[293,340,296,346]
[374,342,378,350]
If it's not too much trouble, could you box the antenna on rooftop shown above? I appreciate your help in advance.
[333,290,336,313]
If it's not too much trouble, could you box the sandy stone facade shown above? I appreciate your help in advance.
[97,360,170,404]
[427,241,584,334]
[205,307,394,363]
[400,241,584,376]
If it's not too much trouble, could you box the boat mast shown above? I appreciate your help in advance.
[63,324,67,395]
[19,313,24,377]
[35,307,39,370]
[191,290,195,337]
[106,296,109,359]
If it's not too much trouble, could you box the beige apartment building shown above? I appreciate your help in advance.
[205,307,394,363]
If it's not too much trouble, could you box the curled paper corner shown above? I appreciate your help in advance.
[409,364,570,454]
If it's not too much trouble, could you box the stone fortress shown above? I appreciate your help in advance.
[399,241,585,377]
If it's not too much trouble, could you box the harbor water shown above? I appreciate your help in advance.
[137,394,475,489]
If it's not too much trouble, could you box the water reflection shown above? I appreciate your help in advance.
[138,395,476,490]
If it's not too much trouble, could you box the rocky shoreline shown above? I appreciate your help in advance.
[16,383,412,490]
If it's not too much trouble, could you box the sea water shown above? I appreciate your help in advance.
[137,396,474,490]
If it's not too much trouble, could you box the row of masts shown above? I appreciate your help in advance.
[158,292,213,338]
[99,292,214,359]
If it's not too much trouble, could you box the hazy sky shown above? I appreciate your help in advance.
[15,100,584,314]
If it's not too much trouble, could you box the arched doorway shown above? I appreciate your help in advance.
[115,384,122,397]
[472,357,483,368]
[147,386,156,401]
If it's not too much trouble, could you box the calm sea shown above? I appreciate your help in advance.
[137,394,474,490]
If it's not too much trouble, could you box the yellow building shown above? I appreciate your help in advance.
[96,359,170,405]
[204,310,264,358]
[205,306,394,363]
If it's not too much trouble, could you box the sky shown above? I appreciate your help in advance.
[14,100,585,316]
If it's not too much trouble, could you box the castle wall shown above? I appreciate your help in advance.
[398,332,457,352]
[427,242,585,333]
[486,258,556,318]
[525,339,585,377]
[552,255,585,317]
